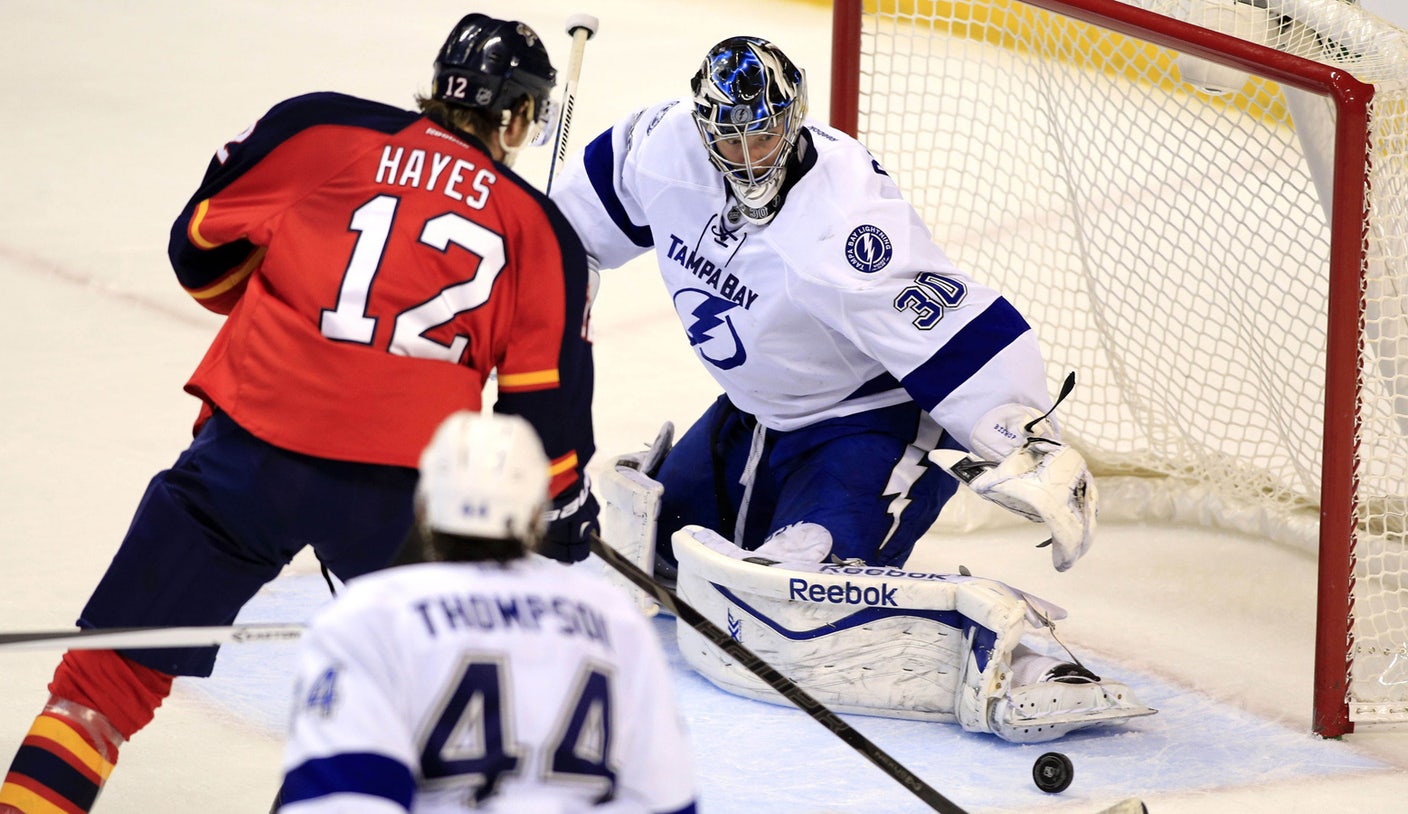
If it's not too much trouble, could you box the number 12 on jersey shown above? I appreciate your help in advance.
[319,193,507,363]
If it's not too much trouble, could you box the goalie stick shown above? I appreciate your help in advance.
[590,534,1148,814]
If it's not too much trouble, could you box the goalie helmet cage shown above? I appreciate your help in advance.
[829,0,1408,738]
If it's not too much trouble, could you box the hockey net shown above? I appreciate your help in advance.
[830,0,1408,736]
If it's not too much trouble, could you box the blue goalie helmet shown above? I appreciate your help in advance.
[691,36,808,225]
[433,14,557,132]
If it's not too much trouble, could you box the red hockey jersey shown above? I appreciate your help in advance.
[169,92,594,494]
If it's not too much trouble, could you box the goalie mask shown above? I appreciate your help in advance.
[691,37,807,225]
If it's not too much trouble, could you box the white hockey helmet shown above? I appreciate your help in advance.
[416,411,551,542]
[691,36,808,225]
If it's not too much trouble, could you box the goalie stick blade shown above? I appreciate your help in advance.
[1092,798,1147,814]
[0,623,305,652]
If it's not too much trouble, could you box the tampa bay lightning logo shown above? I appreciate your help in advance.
[845,224,893,273]
[674,288,747,370]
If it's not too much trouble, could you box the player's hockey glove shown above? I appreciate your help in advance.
[539,476,600,564]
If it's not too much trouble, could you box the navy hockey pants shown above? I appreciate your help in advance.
[655,395,962,567]
[79,411,417,676]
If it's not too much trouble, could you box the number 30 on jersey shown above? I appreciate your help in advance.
[894,271,967,330]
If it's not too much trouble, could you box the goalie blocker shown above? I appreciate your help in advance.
[671,525,1154,743]
[595,422,676,616]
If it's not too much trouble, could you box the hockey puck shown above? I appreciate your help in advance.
[1032,751,1074,793]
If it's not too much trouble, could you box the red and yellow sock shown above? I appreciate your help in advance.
[0,701,118,814]
[0,650,173,813]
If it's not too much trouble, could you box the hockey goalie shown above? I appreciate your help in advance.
[598,425,1155,743]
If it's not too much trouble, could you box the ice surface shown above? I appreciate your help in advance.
[2,2,1407,812]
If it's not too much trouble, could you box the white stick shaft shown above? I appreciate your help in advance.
[546,22,595,193]
[0,623,305,652]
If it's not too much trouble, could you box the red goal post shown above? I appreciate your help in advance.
[830,0,1408,738]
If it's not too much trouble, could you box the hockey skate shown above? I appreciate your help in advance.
[990,663,1156,743]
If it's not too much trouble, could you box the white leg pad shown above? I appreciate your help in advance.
[673,525,1029,723]
[671,524,1156,741]
[597,456,664,616]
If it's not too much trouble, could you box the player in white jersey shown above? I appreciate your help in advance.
[552,37,1096,573]
[278,412,698,814]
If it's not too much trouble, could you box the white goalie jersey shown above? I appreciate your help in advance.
[279,558,698,814]
[549,98,1054,453]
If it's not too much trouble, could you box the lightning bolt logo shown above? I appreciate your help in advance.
[876,418,945,556]
[686,298,732,346]
[674,288,747,370]
[844,224,893,273]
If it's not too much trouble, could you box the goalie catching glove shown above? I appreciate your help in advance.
[931,402,1097,572]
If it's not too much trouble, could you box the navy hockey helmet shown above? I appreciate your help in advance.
[691,36,808,224]
[432,14,557,130]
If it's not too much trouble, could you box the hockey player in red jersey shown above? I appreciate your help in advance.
[0,13,598,814]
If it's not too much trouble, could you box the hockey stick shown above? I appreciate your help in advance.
[588,533,967,814]
[0,623,304,652]
[544,13,600,193]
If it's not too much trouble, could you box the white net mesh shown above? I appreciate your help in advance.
[849,0,1408,723]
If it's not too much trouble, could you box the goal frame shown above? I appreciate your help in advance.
[829,0,1373,738]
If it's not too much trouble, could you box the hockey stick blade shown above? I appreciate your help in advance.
[1092,798,1148,814]
[0,623,304,652]
[589,533,969,814]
